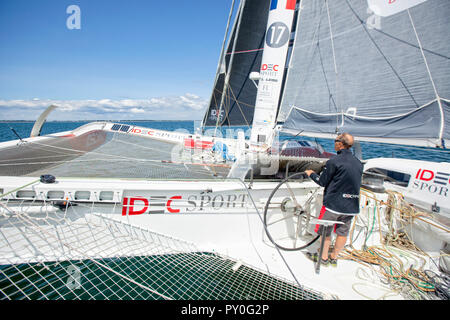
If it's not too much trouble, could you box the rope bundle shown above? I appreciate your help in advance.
[338,188,450,299]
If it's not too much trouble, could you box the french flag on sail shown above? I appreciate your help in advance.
[270,0,296,11]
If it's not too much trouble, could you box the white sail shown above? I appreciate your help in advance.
[278,0,450,148]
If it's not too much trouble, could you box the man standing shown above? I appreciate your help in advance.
[305,133,363,267]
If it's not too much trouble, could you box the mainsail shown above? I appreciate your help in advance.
[202,0,271,128]
[279,0,450,148]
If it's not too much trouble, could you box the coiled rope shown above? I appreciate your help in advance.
[340,188,449,299]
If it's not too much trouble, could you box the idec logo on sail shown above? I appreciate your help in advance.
[261,64,279,72]
[412,169,449,197]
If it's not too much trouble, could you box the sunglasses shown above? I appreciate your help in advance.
[335,138,349,146]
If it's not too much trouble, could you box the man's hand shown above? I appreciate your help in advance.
[305,170,314,177]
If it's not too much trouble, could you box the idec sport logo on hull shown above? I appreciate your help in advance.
[122,196,182,215]
[412,169,449,197]
[121,193,248,215]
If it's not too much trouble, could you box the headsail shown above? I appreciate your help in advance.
[279,0,450,148]
[202,0,271,128]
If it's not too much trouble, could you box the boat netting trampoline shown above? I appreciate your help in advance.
[0,124,232,179]
[0,200,323,300]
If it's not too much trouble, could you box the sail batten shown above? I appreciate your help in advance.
[279,0,450,148]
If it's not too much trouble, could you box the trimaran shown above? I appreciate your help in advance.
[0,0,449,300]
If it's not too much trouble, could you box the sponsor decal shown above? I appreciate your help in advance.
[260,64,280,83]
[261,64,279,72]
[209,109,225,121]
[343,194,359,199]
[412,168,449,197]
[130,127,154,136]
[121,126,186,141]
[121,193,248,215]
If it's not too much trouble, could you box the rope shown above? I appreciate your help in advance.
[340,188,449,299]
[362,188,449,233]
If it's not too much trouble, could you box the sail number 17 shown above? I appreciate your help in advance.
[266,22,289,48]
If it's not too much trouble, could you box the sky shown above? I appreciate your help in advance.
[0,0,235,120]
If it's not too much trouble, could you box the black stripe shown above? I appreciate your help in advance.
[150,203,165,207]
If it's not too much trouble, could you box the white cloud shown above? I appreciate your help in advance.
[0,93,209,120]
[130,107,145,114]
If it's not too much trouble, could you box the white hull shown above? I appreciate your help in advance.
[1,175,448,300]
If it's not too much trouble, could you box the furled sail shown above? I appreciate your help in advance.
[279,0,450,148]
[202,0,271,128]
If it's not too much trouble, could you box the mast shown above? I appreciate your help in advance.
[249,0,297,148]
